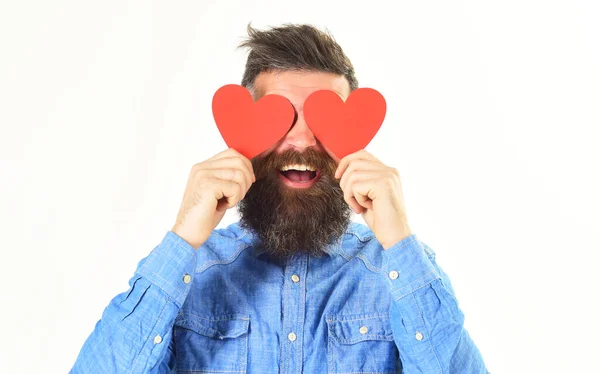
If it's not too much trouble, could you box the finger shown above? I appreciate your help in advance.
[339,161,383,191]
[335,150,378,179]
[343,172,377,212]
[353,190,373,211]
[203,160,251,191]
[210,149,255,182]
[340,170,381,195]
[209,148,239,161]
[343,185,365,214]
[199,168,249,196]
[210,178,245,211]
[351,179,376,210]
[204,157,254,187]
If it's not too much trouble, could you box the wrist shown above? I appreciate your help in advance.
[382,226,412,250]
[171,224,205,250]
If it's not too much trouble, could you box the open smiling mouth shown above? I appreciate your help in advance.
[278,164,321,188]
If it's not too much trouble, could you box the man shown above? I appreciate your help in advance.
[71,24,489,373]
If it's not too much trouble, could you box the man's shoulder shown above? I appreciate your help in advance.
[193,221,256,267]
[204,221,262,250]
[328,221,386,266]
[343,221,377,243]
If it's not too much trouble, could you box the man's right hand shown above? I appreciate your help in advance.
[171,148,255,249]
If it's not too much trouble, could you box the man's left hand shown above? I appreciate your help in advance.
[335,150,412,250]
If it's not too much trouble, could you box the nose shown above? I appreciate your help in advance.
[278,109,317,152]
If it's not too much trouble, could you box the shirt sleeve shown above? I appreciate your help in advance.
[70,231,197,374]
[381,234,490,374]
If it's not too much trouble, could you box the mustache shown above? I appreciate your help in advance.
[251,147,336,179]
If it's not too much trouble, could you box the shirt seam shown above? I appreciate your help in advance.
[333,231,375,261]
[195,242,253,273]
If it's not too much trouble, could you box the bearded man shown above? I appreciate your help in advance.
[71,24,489,374]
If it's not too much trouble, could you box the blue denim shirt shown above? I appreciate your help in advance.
[71,221,488,373]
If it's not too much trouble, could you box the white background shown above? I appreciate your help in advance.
[1,1,599,373]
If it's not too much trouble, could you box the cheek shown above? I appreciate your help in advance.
[258,144,276,158]
[254,144,284,166]
[265,140,290,156]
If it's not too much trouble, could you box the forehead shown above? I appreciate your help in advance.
[254,71,351,109]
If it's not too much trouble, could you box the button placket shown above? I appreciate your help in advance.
[279,254,308,373]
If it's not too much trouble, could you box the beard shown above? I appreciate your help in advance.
[238,147,352,263]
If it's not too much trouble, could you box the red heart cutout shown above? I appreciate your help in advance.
[304,88,386,159]
[212,84,295,159]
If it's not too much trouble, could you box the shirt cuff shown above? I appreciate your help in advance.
[381,234,440,301]
[135,231,197,307]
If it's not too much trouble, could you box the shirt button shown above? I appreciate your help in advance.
[388,270,399,280]
[291,274,300,283]
[154,335,162,344]
[415,331,424,341]
[183,274,191,284]
[288,332,297,342]
[359,326,368,334]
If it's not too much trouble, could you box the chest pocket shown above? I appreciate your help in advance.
[173,313,250,374]
[326,313,400,374]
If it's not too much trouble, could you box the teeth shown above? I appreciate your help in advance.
[280,164,316,172]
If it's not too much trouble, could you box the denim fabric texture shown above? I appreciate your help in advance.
[71,221,489,373]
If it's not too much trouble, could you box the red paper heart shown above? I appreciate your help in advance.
[212,84,295,159]
[304,88,386,159]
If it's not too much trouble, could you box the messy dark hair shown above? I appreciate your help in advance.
[238,23,358,96]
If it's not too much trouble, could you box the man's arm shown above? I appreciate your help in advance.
[70,231,197,374]
[70,148,254,373]
[381,234,489,374]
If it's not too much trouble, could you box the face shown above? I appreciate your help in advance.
[253,70,350,162]
[238,71,354,262]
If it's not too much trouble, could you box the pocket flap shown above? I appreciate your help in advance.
[175,314,250,339]
[327,313,394,344]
